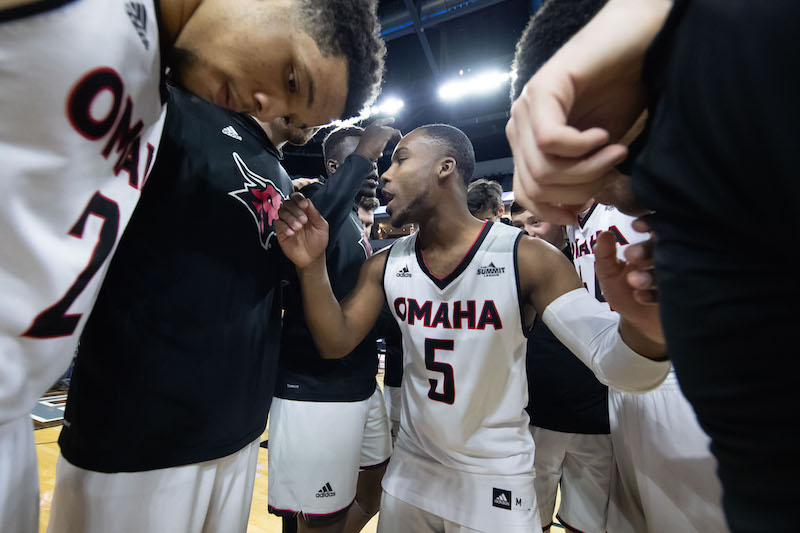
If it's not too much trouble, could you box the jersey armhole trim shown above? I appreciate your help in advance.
[0,0,77,22]
[513,232,532,338]
[380,243,394,302]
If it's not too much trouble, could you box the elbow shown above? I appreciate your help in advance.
[317,343,349,360]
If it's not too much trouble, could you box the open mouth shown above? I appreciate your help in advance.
[382,189,395,206]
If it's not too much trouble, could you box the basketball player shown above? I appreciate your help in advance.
[509,3,729,530]
[0,2,385,531]
[358,196,380,240]
[510,202,612,533]
[274,124,670,532]
[568,201,727,533]
[466,179,505,222]
[268,122,400,533]
[46,85,343,533]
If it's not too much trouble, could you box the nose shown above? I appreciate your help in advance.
[252,92,287,122]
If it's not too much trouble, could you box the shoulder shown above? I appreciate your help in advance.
[516,234,577,290]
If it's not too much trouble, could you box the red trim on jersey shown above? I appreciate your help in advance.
[556,514,590,533]
[419,220,488,280]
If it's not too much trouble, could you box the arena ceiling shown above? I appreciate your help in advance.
[281,0,543,187]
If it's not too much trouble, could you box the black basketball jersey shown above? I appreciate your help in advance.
[525,246,610,434]
[276,155,380,402]
[58,86,293,472]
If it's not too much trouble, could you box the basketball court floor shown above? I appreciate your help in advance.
[32,373,564,532]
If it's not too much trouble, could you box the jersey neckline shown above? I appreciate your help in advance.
[414,220,492,290]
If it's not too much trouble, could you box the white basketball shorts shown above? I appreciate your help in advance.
[267,387,392,517]
[607,371,728,533]
[0,414,38,533]
[529,426,611,532]
[47,437,260,533]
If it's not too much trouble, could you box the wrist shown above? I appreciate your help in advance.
[297,254,325,275]
[619,317,667,361]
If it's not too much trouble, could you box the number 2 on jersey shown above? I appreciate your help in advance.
[23,192,120,339]
[425,338,455,404]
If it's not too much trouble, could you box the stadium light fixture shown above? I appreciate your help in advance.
[438,70,516,102]
[371,97,405,116]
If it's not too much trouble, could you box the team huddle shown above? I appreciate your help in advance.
[2,0,795,533]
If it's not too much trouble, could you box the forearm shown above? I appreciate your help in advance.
[543,289,669,393]
[296,258,361,358]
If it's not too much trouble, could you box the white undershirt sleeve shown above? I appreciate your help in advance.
[542,288,669,393]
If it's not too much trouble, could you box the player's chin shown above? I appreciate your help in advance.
[359,183,378,198]
[389,209,409,229]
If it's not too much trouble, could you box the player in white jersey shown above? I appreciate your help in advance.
[568,202,728,533]
[0,2,386,530]
[274,124,670,532]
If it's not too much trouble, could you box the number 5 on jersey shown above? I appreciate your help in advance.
[425,338,455,404]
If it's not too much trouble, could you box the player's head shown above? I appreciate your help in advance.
[322,125,379,199]
[381,124,475,228]
[260,116,320,147]
[467,179,505,221]
[510,202,565,247]
[171,0,386,127]
[357,195,379,237]
[510,0,606,101]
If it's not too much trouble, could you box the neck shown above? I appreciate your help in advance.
[416,195,483,252]
[159,0,203,46]
[259,121,288,150]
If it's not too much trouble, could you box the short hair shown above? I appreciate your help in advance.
[322,125,364,162]
[510,0,606,101]
[509,201,525,215]
[296,0,386,119]
[358,196,380,212]
[467,179,503,217]
[412,124,476,187]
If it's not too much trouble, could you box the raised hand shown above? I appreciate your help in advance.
[594,230,663,345]
[623,216,657,305]
[275,192,329,269]
[353,117,402,162]
[507,0,671,224]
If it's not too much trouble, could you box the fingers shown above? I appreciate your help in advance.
[371,117,395,127]
[594,230,624,281]
[302,196,328,231]
[276,193,310,237]
[507,74,628,224]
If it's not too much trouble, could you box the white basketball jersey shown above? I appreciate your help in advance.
[383,221,534,476]
[567,203,648,307]
[0,0,166,424]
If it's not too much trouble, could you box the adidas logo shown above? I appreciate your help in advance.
[222,126,243,141]
[316,482,336,498]
[125,2,150,50]
[492,488,511,510]
[477,262,505,277]
[396,265,412,278]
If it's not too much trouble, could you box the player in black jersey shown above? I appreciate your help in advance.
[1,3,385,531]
[268,121,401,533]
[48,86,318,533]
[507,0,800,529]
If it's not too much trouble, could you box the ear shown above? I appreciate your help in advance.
[498,204,506,216]
[326,159,339,176]
[437,157,456,181]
